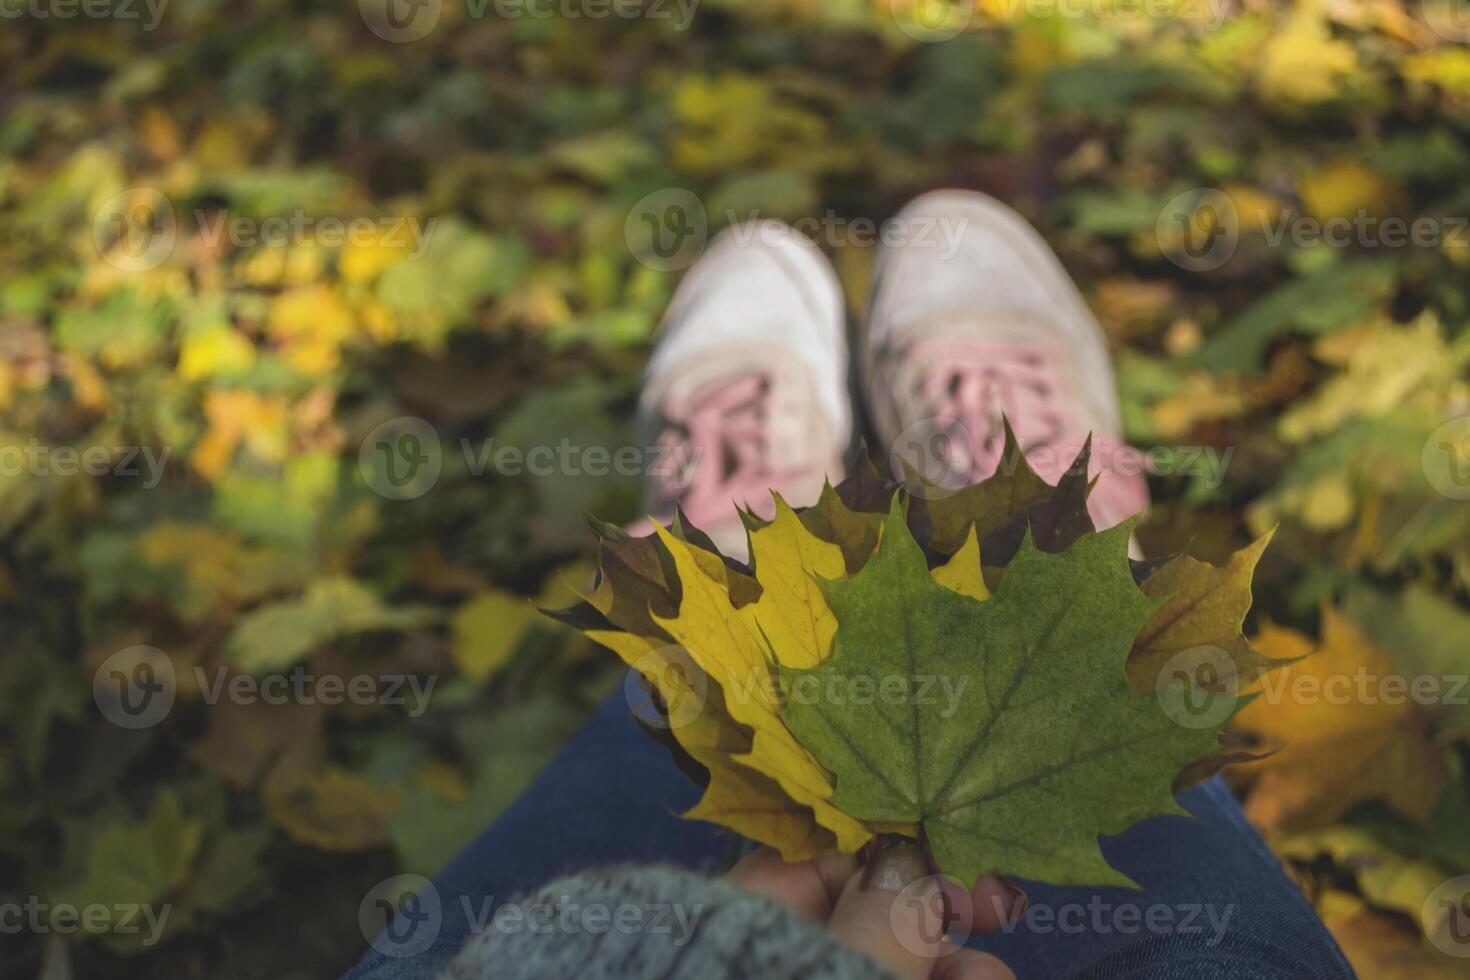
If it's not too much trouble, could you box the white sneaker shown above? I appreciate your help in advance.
[635,222,851,560]
[861,190,1148,530]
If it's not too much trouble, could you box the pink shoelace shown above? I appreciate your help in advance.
[900,338,1149,529]
[649,373,804,531]
[641,342,1148,539]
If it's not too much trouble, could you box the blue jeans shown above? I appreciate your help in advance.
[346,688,1356,979]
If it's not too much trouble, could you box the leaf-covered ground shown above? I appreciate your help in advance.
[3,1,1470,976]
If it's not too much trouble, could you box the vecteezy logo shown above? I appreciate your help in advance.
[93,188,177,272]
[891,875,971,956]
[625,646,708,732]
[1422,0,1470,40]
[625,647,708,731]
[890,417,974,500]
[1157,188,1239,273]
[360,0,442,42]
[359,417,443,500]
[624,188,708,272]
[93,645,176,730]
[1424,416,1470,500]
[888,0,975,42]
[1424,875,1470,958]
[361,875,442,959]
[1453,897,1470,946]
[1155,646,1238,730]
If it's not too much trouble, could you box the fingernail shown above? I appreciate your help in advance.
[1000,879,1028,924]
[860,840,930,893]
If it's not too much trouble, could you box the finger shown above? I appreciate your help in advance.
[727,847,859,922]
[828,840,948,980]
[953,876,1027,934]
[933,948,1016,980]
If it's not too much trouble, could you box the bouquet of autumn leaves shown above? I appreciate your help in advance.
[547,427,1283,889]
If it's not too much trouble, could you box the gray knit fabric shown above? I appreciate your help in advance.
[439,865,895,980]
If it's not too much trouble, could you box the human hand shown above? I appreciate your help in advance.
[728,842,1021,979]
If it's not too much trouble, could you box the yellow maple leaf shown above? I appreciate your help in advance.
[1149,371,1251,440]
[138,106,183,162]
[1128,532,1278,695]
[583,631,729,757]
[671,73,826,173]
[652,526,872,853]
[737,496,846,670]
[1231,609,1445,833]
[683,756,837,861]
[339,234,410,286]
[1315,890,1468,980]
[191,389,289,480]
[269,285,357,376]
[1257,5,1360,104]
[585,629,837,861]
[1274,825,1451,925]
[1224,183,1286,234]
[1009,22,1071,79]
[930,525,990,601]
[177,322,257,382]
[1403,48,1470,101]
[1278,314,1454,443]
[62,355,109,412]
[137,522,301,620]
[1299,159,1398,222]
[451,591,537,684]
[191,116,256,175]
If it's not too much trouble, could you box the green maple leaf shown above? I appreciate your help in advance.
[779,498,1222,888]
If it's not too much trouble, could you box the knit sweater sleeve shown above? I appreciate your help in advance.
[439,865,896,980]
